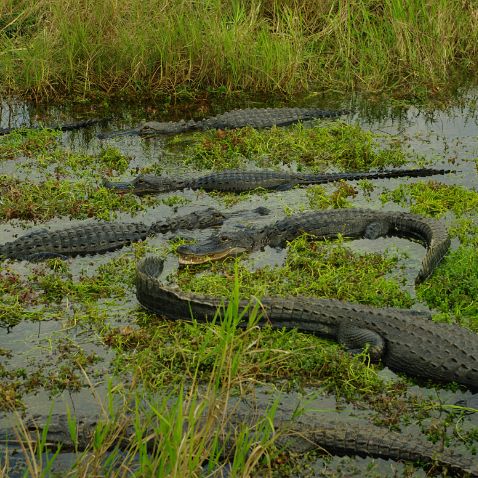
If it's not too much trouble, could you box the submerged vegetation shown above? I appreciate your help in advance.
[1,0,478,101]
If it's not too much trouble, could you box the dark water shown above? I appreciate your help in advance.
[0,94,477,476]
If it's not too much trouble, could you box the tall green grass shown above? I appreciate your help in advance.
[5,284,280,477]
[1,0,478,100]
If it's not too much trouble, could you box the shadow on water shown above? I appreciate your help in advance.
[1,92,477,476]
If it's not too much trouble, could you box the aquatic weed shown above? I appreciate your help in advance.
[182,122,411,171]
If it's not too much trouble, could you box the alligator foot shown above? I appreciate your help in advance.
[337,325,386,361]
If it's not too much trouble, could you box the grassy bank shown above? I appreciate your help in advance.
[1,0,478,102]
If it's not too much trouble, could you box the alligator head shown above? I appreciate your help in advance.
[103,174,181,195]
[177,227,258,264]
[140,119,197,135]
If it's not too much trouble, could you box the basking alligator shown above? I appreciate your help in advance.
[0,208,269,261]
[104,168,451,195]
[2,412,477,476]
[0,118,109,136]
[136,255,478,395]
[177,208,450,284]
[97,107,348,138]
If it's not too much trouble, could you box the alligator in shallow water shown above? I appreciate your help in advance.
[97,107,348,138]
[0,118,109,136]
[136,255,478,395]
[2,412,477,476]
[177,207,450,284]
[0,207,269,261]
[104,168,451,195]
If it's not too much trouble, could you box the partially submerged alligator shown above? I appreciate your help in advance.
[0,118,109,136]
[97,107,348,138]
[2,410,477,476]
[177,208,451,284]
[136,255,478,395]
[0,208,269,261]
[104,168,451,195]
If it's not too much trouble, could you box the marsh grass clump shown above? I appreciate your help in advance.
[182,122,410,171]
[306,182,357,210]
[19,144,132,178]
[417,246,478,329]
[1,0,478,99]
[0,128,61,160]
[6,343,281,477]
[0,268,44,328]
[0,176,151,221]
[381,181,478,218]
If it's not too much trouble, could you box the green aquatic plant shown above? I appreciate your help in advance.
[0,127,60,160]
[381,181,478,218]
[417,246,478,330]
[306,182,356,210]
[181,122,410,171]
[0,176,153,221]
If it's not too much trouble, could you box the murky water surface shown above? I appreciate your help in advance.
[0,93,477,476]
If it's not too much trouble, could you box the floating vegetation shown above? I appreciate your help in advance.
[181,123,410,171]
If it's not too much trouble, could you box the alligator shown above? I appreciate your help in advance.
[103,168,451,195]
[0,118,109,136]
[1,411,477,477]
[136,255,478,395]
[0,207,269,261]
[176,208,451,284]
[97,107,348,138]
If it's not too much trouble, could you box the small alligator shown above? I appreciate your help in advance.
[97,107,348,138]
[0,207,269,261]
[0,118,109,136]
[136,255,478,395]
[104,168,451,195]
[177,208,450,284]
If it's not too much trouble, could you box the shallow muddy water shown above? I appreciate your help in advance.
[0,93,477,476]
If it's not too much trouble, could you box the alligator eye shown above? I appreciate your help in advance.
[219,234,230,242]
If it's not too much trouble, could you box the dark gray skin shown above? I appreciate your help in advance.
[177,208,451,285]
[136,255,478,400]
[97,107,348,138]
[0,208,269,261]
[103,168,451,195]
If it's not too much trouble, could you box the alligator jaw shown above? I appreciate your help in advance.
[104,174,181,195]
[178,246,248,264]
[102,179,135,194]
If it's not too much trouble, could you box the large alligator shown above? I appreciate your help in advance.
[104,168,451,195]
[177,208,450,284]
[1,410,477,476]
[97,107,348,138]
[0,208,269,261]
[136,255,478,395]
[0,118,109,136]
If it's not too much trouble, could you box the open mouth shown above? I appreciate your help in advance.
[178,247,246,265]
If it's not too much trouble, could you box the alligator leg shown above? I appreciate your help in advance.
[337,325,385,361]
[364,221,391,239]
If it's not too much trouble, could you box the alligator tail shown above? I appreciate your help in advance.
[302,168,451,183]
[389,212,451,283]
